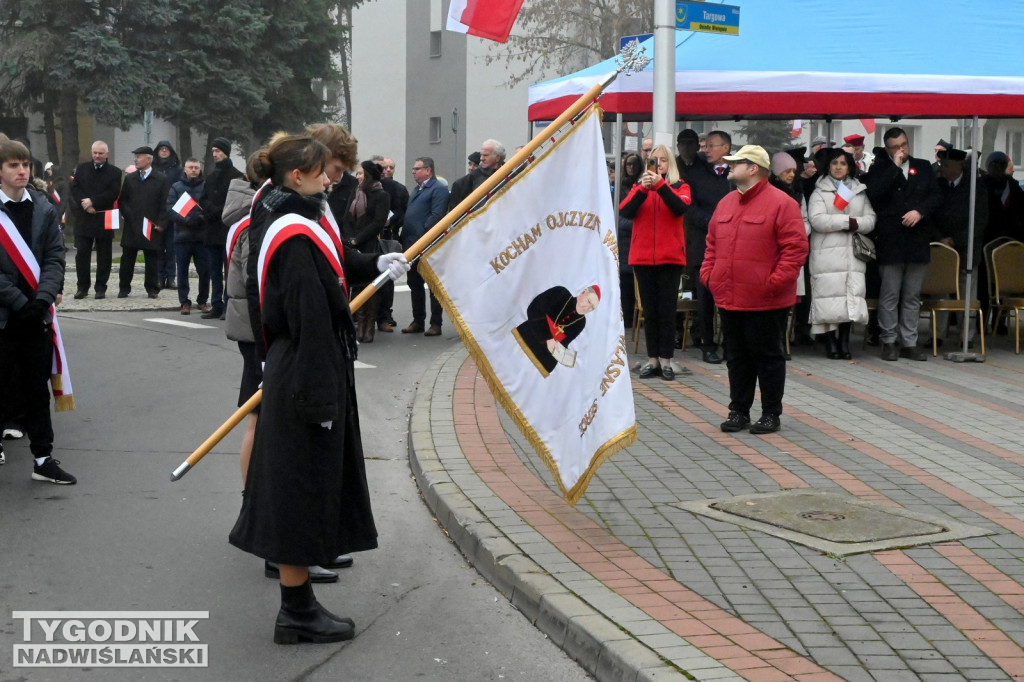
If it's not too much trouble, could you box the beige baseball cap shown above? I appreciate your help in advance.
[723,145,771,170]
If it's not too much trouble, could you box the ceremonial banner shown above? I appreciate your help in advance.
[420,108,635,504]
[446,0,524,43]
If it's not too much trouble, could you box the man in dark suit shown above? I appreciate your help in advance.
[69,140,122,299]
[685,130,733,363]
[932,148,987,347]
[117,146,170,298]
[864,127,942,361]
[401,156,449,336]
[448,139,503,211]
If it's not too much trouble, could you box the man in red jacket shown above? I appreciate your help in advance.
[700,145,808,434]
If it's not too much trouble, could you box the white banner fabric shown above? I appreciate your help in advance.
[420,108,636,504]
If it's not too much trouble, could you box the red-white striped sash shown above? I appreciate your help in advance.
[257,215,346,316]
[0,210,74,410]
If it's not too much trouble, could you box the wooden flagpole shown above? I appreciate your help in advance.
[170,44,649,482]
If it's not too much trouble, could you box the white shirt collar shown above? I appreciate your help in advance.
[0,186,32,203]
[140,168,151,180]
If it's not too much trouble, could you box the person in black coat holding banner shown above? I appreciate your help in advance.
[69,140,121,299]
[229,133,409,645]
[117,146,170,298]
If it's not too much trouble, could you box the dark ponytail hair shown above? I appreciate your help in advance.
[251,132,329,188]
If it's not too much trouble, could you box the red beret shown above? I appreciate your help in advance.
[843,134,865,147]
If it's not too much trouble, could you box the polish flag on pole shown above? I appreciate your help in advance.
[446,0,524,43]
[791,120,803,138]
[833,181,856,211]
[172,192,198,218]
[103,201,120,230]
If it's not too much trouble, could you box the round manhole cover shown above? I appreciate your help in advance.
[799,511,846,522]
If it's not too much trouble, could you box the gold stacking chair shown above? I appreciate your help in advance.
[990,240,1024,354]
[918,242,985,357]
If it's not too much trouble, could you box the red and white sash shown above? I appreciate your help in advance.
[103,200,120,230]
[318,203,346,259]
[225,215,250,263]
[257,215,346,317]
[0,211,75,411]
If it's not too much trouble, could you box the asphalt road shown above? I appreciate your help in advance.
[0,298,592,681]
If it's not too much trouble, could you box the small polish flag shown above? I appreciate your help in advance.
[833,182,855,211]
[446,0,524,43]
[104,201,120,230]
[791,120,803,138]
[859,118,877,134]
[172,192,198,218]
[142,217,154,240]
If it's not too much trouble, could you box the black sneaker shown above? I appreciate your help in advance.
[32,458,76,484]
[749,413,781,434]
[720,411,750,432]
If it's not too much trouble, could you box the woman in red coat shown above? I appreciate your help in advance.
[619,144,691,380]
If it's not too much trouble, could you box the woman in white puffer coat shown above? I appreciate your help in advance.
[807,149,876,360]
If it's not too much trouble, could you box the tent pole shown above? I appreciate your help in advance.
[948,115,983,363]
[652,0,675,148]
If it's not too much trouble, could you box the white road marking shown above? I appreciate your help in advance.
[354,360,376,369]
[144,318,218,329]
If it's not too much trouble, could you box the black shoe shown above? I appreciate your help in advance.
[117,289,129,298]
[321,554,354,569]
[899,346,928,361]
[881,342,898,361]
[638,363,661,379]
[201,309,222,319]
[94,290,106,299]
[147,292,159,299]
[73,289,88,299]
[32,457,76,484]
[274,581,354,645]
[720,411,750,432]
[702,350,723,364]
[660,365,675,381]
[824,331,840,359]
[166,279,176,289]
[749,413,781,434]
[265,562,338,584]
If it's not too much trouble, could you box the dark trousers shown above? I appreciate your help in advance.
[376,280,395,323]
[719,307,790,417]
[74,233,113,293]
[176,241,210,306]
[206,245,226,313]
[620,271,636,328]
[695,279,718,351]
[634,264,683,359]
[0,316,54,458]
[157,222,176,282]
[408,260,442,326]
[119,247,159,295]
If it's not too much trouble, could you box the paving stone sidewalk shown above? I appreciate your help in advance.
[411,341,1024,681]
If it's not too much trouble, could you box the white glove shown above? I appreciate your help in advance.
[377,252,411,281]
[320,421,333,430]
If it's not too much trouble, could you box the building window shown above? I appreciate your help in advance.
[1007,131,1023,165]
[429,117,442,144]
[430,30,442,57]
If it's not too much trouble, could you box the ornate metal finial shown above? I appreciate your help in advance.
[616,39,651,75]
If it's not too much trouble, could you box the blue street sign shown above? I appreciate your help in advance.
[676,1,740,36]
[619,33,654,51]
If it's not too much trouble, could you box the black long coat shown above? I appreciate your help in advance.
[68,161,122,238]
[119,169,170,250]
[229,190,379,565]
[863,152,941,265]
[341,184,389,253]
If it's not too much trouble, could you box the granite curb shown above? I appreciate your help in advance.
[408,347,701,682]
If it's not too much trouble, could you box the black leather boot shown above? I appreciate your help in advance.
[824,331,840,359]
[274,580,354,644]
[837,323,852,359]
